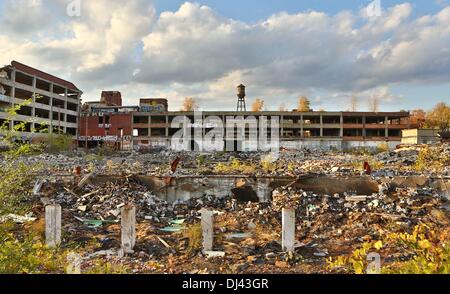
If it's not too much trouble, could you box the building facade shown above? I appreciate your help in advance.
[78,94,412,151]
[132,111,411,150]
[401,129,440,145]
[0,61,82,138]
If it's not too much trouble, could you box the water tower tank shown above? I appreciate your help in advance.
[237,84,246,99]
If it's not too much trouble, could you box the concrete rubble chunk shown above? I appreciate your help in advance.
[45,204,62,248]
[201,209,214,252]
[121,204,136,253]
[281,207,295,252]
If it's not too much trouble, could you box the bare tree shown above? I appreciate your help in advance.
[350,95,358,112]
[278,103,287,111]
[181,97,197,111]
[297,96,311,112]
[252,99,264,112]
[368,96,379,112]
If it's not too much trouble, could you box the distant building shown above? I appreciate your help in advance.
[101,91,122,106]
[139,98,168,112]
[78,98,138,150]
[0,61,82,137]
[401,129,440,144]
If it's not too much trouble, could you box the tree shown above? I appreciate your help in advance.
[368,96,379,112]
[350,95,358,112]
[425,102,450,131]
[410,109,426,128]
[252,99,264,112]
[297,96,311,112]
[181,97,197,111]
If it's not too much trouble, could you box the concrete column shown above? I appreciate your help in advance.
[362,115,366,138]
[201,209,214,252]
[385,115,389,138]
[282,207,295,252]
[202,114,206,137]
[32,75,36,89]
[121,205,136,253]
[165,115,169,137]
[45,204,62,248]
[148,115,152,138]
[280,115,284,137]
[300,115,304,138]
[340,114,344,137]
[11,68,16,83]
[49,88,54,135]
[320,115,324,137]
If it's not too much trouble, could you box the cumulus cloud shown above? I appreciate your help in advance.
[0,1,449,110]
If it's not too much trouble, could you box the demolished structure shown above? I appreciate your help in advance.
[0,61,82,138]
[79,91,412,151]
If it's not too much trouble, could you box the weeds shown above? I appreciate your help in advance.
[84,260,130,274]
[376,143,390,153]
[185,223,202,255]
[214,158,256,174]
[327,223,450,274]
[0,226,66,274]
[42,133,73,153]
[414,146,448,171]
[0,161,43,215]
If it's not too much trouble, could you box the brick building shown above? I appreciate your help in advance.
[79,93,412,151]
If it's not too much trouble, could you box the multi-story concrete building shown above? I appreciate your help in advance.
[0,61,82,138]
[132,111,411,150]
[78,91,412,151]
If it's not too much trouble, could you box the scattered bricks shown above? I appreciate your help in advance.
[201,209,214,252]
[45,204,62,248]
[281,207,295,252]
[121,204,136,253]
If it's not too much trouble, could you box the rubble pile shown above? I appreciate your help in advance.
[44,178,232,228]
[1,143,449,273]
[375,146,420,165]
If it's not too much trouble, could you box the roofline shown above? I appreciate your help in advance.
[10,60,82,93]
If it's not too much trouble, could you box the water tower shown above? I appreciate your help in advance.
[236,84,246,111]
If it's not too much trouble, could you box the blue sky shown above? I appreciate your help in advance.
[154,0,448,22]
[1,0,450,111]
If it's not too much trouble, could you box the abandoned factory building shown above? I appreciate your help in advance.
[0,61,82,138]
[0,61,412,151]
[79,92,412,151]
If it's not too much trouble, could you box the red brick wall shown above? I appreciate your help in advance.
[101,91,122,106]
[78,113,132,137]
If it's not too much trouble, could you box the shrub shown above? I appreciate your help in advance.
[214,158,256,174]
[42,133,74,153]
[0,229,66,274]
[185,223,202,255]
[0,161,42,215]
[376,143,390,153]
[327,223,450,274]
[415,146,446,171]
[84,260,130,274]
